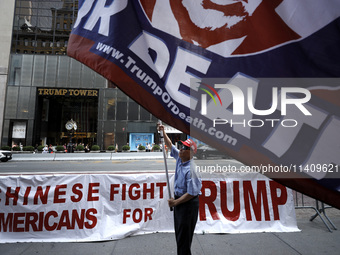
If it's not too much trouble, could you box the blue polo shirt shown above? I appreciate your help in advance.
[171,145,202,197]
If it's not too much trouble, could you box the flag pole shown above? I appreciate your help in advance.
[158,120,173,211]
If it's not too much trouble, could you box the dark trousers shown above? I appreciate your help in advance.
[174,196,199,255]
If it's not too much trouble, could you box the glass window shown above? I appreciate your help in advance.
[8,55,22,85]
[128,101,139,120]
[151,114,158,121]
[116,100,127,120]
[12,0,77,55]
[32,55,45,86]
[57,56,69,87]
[21,55,33,86]
[70,58,81,87]
[103,121,116,149]
[45,55,57,87]
[81,65,93,88]
[17,87,31,119]
[140,107,151,121]
[5,86,19,119]
[28,88,37,119]
[94,73,106,88]
[106,98,116,120]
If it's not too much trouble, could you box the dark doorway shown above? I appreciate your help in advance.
[34,90,98,147]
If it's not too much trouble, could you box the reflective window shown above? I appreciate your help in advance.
[5,87,19,119]
[116,100,127,120]
[45,55,58,87]
[140,107,151,121]
[12,0,78,55]
[128,101,139,120]
[57,56,70,87]
[8,54,107,88]
[32,55,45,86]
[21,55,33,85]
[17,87,31,119]
[8,55,22,85]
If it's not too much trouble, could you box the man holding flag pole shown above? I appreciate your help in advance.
[158,123,202,255]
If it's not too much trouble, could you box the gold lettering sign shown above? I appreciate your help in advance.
[38,88,99,97]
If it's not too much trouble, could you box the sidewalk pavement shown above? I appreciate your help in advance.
[0,213,339,255]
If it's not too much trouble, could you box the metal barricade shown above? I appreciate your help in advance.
[294,192,337,232]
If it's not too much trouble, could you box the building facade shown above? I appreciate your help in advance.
[0,0,185,151]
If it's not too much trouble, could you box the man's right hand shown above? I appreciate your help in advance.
[157,124,164,132]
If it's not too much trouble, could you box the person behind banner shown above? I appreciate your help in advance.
[158,124,202,255]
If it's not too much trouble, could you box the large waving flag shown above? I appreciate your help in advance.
[68,0,340,209]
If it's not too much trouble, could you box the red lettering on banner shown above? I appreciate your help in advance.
[200,180,287,222]
[0,209,98,232]
[269,181,288,220]
[88,183,100,201]
[0,213,13,232]
[85,208,97,229]
[1,182,167,207]
[144,208,153,222]
[123,208,154,224]
[110,182,167,201]
[122,184,126,200]
[71,183,83,202]
[54,184,67,203]
[38,212,44,231]
[5,187,20,205]
[243,180,270,221]
[143,183,154,199]
[34,186,51,205]
[199,181,220,221]
[110,184,120,201]
[129,183,141,200]
[25,212,38,231]
[23,186,31,205]
[72,209,85,229]
[133,208,143,223]
[45,211,58,231]
[220,181,240,221]
[57,210,71,230]
[1,184,92,206]
[13,213,25,232]
[156,182,166,199]
[123,209,131,224]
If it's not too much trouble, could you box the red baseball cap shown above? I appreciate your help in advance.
[180,139,197,154]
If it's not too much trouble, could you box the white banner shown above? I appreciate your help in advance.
[0,172,298,243]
